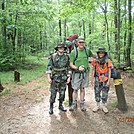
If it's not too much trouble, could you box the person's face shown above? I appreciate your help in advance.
[98,52,105,58]
[58,47,64,53]
[78,41,85,49]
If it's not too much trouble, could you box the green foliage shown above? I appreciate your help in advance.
[0,56,48,84]
[0,51,16,71]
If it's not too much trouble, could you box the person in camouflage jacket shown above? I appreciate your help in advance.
[46,43,71,114]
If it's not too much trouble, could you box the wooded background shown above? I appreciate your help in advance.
[0,0,133,71]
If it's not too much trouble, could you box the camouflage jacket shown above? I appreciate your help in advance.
[46,52,71,82]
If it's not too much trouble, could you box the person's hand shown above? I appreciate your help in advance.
[67,77,70,84]
[106,81,110,87]
[79,65,85,72]
[48,78,52,84]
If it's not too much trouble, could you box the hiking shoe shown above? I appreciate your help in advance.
[102,103,108,114]
[69,101,77,111]
[92,102,100,112]
[59,105,67,112]
[80,101,86,112]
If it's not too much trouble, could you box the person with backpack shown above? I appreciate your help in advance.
[69,36,94,112]
[91,47,112,114]
[46,43,71,114]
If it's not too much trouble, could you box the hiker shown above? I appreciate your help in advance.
[69,36,95,112]
[46,43,71,114]
[65,34,79,106]
[91,47,112,113]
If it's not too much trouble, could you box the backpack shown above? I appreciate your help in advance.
[95,55,117,79]
[105,56,117,79]
[66,34,79,52]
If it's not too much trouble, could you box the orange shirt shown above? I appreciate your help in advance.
[91,59,112,81]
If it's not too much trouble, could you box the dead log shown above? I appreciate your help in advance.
[14,70,20,82]
[113,71,128,111]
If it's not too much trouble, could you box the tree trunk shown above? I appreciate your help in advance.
[14,70,20,82]
[104,0,110,51]
[1,0,7,50]
[126,0,132,67]
[82,19,86,39]
[0,80,4,92]
[123,0,127,62]
[64,19,67,42]
[59,19,62,41]
[117,0,121,64]
[114,72,127,111]
[114,0,118,59]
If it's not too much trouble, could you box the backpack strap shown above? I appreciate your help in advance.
[84,46,89,59]
[51,53,57,66]
[52,52,69,67]
[73,45,78,64]
[73,46,89,64]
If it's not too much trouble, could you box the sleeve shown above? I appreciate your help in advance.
[91,59,96,66]
[108,59,112,68]
[69,50,75,63]
[88,48,93,57]
[46,56,53,74]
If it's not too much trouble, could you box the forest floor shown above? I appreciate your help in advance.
[0,72,134,134]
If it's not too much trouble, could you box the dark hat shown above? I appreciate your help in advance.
[54,42,67,51]
[78,36,85,43]
[97,47,107,54]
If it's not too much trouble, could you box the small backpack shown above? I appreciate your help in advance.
[105,56,117,79]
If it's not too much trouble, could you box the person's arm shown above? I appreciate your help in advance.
[46,56,53,84]
[47,73,52,84]
[106,67,111,87]
[106,59,112,87]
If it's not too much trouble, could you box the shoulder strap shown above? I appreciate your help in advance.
[73,46,89,64]
[73,46,78,64]
[84,46,89,58]
[51,53,57,66]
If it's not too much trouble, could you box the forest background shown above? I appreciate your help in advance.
[0,0,133,80]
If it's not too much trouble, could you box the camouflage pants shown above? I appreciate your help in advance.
[94,77,109,104]
[49,80,67,103]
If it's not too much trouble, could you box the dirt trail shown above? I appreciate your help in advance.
[0,75,134,134]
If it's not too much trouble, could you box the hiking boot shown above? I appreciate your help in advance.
[49,103,53,115]
[92,102,100,112]
[69,100,77,111]
[59,102,67,112]
[80,100,86,112]
[102,103,108,114]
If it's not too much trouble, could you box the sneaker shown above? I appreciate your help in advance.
[80,101,86,112]
[102,103,108,114]
[69,101,77,111]
[92,102,100,112]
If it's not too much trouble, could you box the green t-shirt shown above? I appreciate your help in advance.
[70,47,92,69]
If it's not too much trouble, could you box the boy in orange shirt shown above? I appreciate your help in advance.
[91,47,112,113]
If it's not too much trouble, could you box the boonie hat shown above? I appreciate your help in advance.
[54,42,67,51]
[97,47,107,54]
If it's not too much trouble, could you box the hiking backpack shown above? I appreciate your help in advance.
[95,55,117,79]
[105,56,117,78]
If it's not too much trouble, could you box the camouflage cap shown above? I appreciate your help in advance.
[78,36,85,43]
